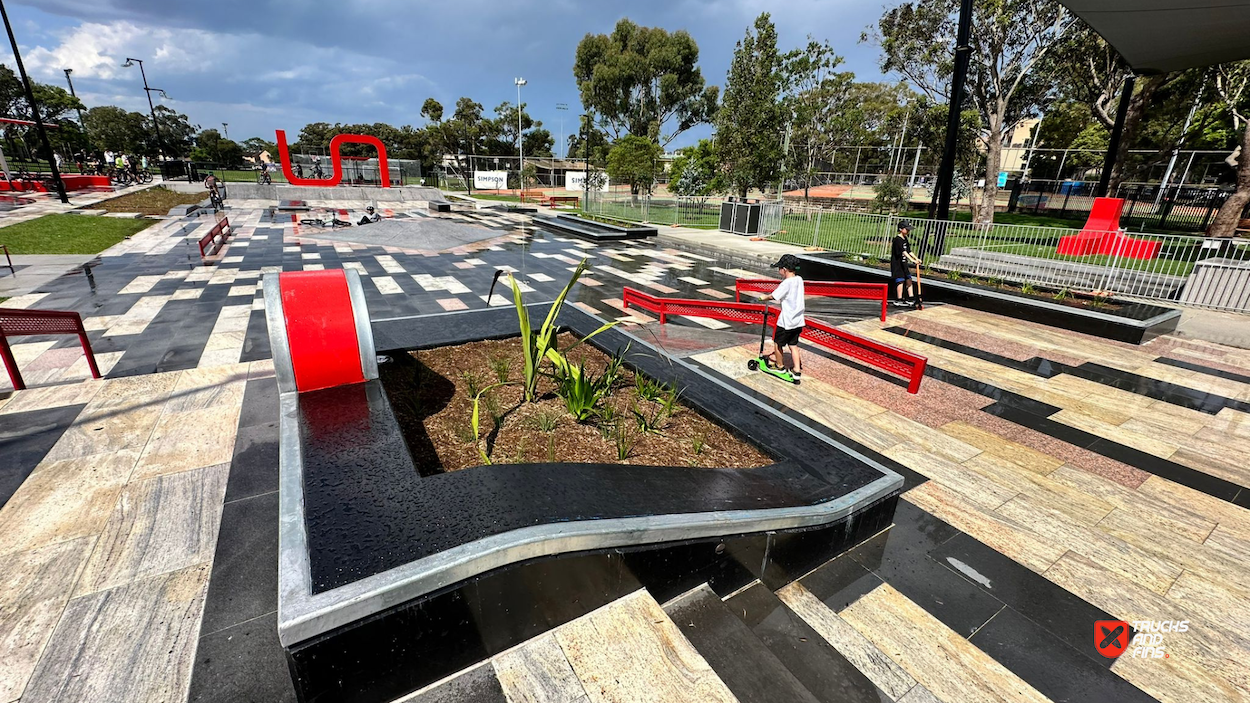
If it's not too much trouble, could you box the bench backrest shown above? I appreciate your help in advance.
[198,217,232,258]
[0,307,101,391]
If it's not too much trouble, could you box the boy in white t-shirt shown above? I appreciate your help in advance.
[759,254,805,379]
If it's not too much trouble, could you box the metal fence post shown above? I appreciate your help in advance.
[813,208,822,248]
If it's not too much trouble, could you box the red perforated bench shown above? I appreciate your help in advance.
[735,278,889,322]
[623,287,927,393]
[0,308,101,391]
[198,217,232,258]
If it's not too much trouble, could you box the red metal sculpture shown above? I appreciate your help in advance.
[275,129,391,188]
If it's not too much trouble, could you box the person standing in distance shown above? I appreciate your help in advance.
[891,221,922,306]
[759,254,805,379]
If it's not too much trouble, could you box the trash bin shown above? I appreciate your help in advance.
[719,198,762,235]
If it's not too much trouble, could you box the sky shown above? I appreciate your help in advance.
[4,0,894,154]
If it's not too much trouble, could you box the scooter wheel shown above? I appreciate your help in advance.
[747,359,759,371]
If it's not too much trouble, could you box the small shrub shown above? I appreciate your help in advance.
[988,276,1004,288]
[865,256,882,267]
[947,270,964,282]
[1054,288,1070,301]
[514,437,527,463]
[1089,294,1109,308]
[482,391,504,428]
[635,374,669,403]
[487,354,511,383]
[871,176,907,213]
[1020,283,1037,296]
[554,359,618,421]
[692,432,706,455]
[611,417,640,460]
[531,410,560,432]
[461,371,483,400]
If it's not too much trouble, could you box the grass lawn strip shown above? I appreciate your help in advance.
[88,186,205,215]
[0,214,155,255]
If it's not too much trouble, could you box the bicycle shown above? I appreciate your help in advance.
[257,170,272,185]
[136,169,153,184]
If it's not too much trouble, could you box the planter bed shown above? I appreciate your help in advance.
[276,302,902,703]
[536,212,658,240]
[798,253,1180,344]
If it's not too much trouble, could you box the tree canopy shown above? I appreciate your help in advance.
[716,13,784,197]
[573,18,719,147]
[606,134,663,197]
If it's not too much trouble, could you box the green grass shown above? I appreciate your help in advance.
[210,169,289,183]
[471,193,523,202]
[900,210,1082,230]
[0,214,156,254]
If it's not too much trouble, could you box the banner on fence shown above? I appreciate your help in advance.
[474,171,508,190]
[565,171,609,192]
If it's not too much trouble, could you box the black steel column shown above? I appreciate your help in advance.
[933,0,973,221]
[0,0,68,203]
[1097,75,1135,198]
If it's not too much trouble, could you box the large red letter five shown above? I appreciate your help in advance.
[275,130,391,188]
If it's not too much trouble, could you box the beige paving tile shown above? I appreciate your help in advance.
[1097,509,1250,602]
[20,563,210,703]
[0,537,94,703]
[959,453,1112,526]
[40,400,165,464]
[884,444,1015,510]
[131,406,240,479]
[1165,570,1250,644]
[869,414,982,464]
[1203,524,1250,567]
[840,583,1051,703]
[1046,466,1216,543]
[554,590,736,703]
[493,633,588,703]
[1137,475,1250,542]
[777,582,916,699]
[939,421,1063,475]
[1168,445,1250,489]
[897,685,946,703]
[903,482,1065,574]
[0,379,104,415]
[0,452,137,556]
[1049,409,1179,459]
[163,365,249,414]
[74,463,228,597]
[1045,553,1250,701]
[997,495,1182,595]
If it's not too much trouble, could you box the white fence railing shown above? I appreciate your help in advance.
[765,204,1250,314]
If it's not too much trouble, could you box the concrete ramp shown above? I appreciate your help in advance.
[224,183,445,202]
[296,214,501,250]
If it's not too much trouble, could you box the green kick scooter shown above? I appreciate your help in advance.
[746,306,800,385]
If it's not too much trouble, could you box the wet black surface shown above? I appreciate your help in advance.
[301,305,896,593]
[1156,356,1250,385]
[0,404,85,508]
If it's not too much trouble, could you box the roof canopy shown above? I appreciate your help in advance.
[1061,0,1250,73]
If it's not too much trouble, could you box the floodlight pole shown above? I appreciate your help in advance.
[556,103,568,159]
[1,0,68,202]
[1096,76,1135,198]
[515,78,526,190]
[125,58,165,161]
[933,0,973,221]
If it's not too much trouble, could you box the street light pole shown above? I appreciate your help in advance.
[0,0,67,202]
[556,103,568,159]
[515,77,526,190]
[222,123,229,141]
[124,58,165,161]
[62,68,86,129]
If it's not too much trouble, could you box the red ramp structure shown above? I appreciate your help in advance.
[1056,197,1160,260]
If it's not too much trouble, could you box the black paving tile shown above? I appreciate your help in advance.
[402,664,506,703]
[726,584,887,703]
[187,612,296,703]
[971,608,1157,703]
[224,423,279,503]
[237,377,279,429]
[199,490,279,635]
[796,553,884,613]
[665,586,820,703]
[849,502,1004,637]
[1155,356,1250,385]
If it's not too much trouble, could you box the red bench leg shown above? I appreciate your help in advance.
[78,330,102,380]
[0,334,25,391]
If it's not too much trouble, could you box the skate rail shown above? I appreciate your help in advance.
[734,278,889,322]
[622,288,926,393]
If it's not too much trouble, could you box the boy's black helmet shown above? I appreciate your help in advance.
[772,254,800,271]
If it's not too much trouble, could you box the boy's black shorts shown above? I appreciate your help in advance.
[774,325,803,348]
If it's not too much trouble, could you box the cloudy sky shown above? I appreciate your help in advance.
[5,0,894,152]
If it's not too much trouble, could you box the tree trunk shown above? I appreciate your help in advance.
[1208,119,1250,238]
[1107,75,1164,195]
[978,136,1003,225]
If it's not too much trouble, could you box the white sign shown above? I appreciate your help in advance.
[565,171,609,192]
[474,170,508,190]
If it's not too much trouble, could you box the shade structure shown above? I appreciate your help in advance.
[1061,0,1250,74]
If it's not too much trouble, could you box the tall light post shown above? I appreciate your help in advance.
[122,58,167,161]
[222,122,229,141]
[62,68,86,130]
[0,0,67,202]
[514,77,526,189]
[556,103,568,159]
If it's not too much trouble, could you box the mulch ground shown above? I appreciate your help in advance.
[88,186,205,215]
[380,334,772,474]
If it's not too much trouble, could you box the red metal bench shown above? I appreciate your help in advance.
[0,308,101,391]
[735,278,889,322]
[622,287,927,393]
[198,217,232,258]
[545,195,580,208]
